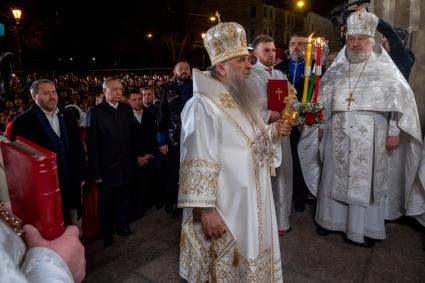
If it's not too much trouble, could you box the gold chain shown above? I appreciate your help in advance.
[0,201,25,237]
[348,58,369,97]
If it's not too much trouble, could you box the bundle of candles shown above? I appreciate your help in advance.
[297,34,328,127]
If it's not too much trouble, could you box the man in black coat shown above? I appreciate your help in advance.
[11,79,86,225]
[157,61,193,216]
[128,90,158,218]
[86,77,138,247]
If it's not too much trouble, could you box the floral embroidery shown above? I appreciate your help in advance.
[219,93,236,109]
[179,159,220,197]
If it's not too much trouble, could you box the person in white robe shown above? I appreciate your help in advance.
[178,19,292,282]
[298,10,423,247]
[250,34,293,234]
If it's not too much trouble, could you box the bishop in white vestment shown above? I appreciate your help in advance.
[298,11,423,246]
[178,20,291,283]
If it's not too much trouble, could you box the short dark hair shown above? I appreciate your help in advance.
[30,79,55,96]
[253,34,274,50]
[290,32,308,40]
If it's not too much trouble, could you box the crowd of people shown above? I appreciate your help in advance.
[0,6,424,283]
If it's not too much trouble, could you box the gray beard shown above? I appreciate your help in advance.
[225,73,265,134]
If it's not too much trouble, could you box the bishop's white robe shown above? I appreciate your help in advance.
[178,69,283,283]
[298,47,423,244]
[251,62,293,231]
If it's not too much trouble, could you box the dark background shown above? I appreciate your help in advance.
[0,0,346,70]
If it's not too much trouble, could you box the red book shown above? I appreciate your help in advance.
[1,137,65,240]
[267,79,288,113]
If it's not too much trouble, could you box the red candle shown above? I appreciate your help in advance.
[312,38,322,103]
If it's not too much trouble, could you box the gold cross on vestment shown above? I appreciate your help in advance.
[276,88,283,100]
[346,91,355,110]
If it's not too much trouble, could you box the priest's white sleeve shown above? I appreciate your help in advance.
[178,96,220,208]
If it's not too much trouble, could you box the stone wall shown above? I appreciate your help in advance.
[371,0,424,135]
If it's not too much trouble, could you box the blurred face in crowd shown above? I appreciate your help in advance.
[32,82,58,113]
[141,89,155,106]
[346,35,373,63]
[254,41,276,67]
[324,52,337,69]
[4,100,14,109]
[248,50,257,65]
[128,92,143,112]
[14,98,23,108]
[104,79,123,104]
[289,35,306,61]
[174,62,191,81]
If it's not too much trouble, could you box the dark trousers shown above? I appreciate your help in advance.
[290,128,309,204]
[98,185,131,240]
[160,144,180,208]
[130,163,159,220]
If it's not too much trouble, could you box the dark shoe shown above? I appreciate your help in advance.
[116,227,133,237]
[294,199,306,212]
[171,207,183,218]
[316,227,334,236]
[104,237,115,248]
[346,238,375,248]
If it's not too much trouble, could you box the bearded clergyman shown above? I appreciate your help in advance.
[298,10,423,248]
[177,18,292,282]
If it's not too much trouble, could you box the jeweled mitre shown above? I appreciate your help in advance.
[346,11,378,38]
[203,21,249,66]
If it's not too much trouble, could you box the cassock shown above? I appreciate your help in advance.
[178,69,283,283]
[251,62,293,231]
[298,45,423,243]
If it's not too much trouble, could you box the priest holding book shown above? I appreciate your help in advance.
[251,34,293,235]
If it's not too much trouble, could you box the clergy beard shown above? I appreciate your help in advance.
[225,72,265,133]
[347,38,374,63]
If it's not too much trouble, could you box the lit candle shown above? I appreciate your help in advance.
[312,38,322,103]
[301,33,314,106]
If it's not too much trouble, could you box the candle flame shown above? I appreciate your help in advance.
[316,37,322,46]
[308,33,314,43]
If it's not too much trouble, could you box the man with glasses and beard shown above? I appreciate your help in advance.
[177,19,291,282]
[298,10,423,248]
[157,60,193,217]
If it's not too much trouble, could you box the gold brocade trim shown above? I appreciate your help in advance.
[179,159,220,197]
[219,93,236,109]
[178,199,216,205]
[196,91,268,251]
[211,47,250,66]
[181,159,220,171]
[179,216,282,282]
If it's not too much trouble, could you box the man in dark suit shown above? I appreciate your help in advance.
[86,77,138,247]
[128,90,158,218]
[276,32,312,212]
[11,79,86,225]
[157,61,193,216]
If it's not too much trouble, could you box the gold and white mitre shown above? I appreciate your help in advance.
[346,10,378,37]
[203,18,249,66]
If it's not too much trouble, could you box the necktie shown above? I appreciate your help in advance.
[264,67,272,76]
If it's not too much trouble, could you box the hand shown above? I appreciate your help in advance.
[95,179,102,184]
[268,111,281,124]
[200,210,226,239]
[355,5,367,12]
[159,145,169,155]
[276,119,292,136]
[24,225,86,283]
[386,136,400,150]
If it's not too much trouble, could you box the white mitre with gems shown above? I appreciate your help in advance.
[203,12,249,66]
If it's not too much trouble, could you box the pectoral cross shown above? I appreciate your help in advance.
[346,91,355,110]
[276,88,283,100]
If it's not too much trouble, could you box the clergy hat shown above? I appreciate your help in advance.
[346,11,378,38]
[203,15,249,66]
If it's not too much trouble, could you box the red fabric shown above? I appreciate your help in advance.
[81,182,100,240]
[4,122,13,140]
[305,112,316,125]
[267,79,288,113]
